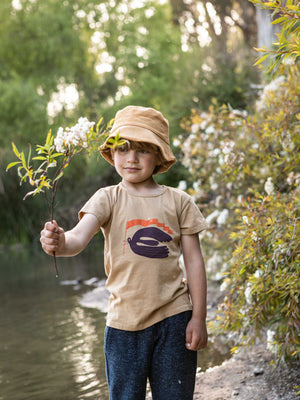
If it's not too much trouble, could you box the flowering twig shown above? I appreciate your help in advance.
[6,116,125,277]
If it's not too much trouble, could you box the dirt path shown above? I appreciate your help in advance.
[193,281,300,400]
[194,342,299,400]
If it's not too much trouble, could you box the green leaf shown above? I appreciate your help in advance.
[254,54,269,66]
[32,156,47,161]
[6,161,21,171]
[27,145,32,166]
[271,16,289,25]
[20,152,27,169]
[45,129,53,146]
[11,142,20,158]
[96,117,103,133]
[253,47,268,53]
[53,171,64,182]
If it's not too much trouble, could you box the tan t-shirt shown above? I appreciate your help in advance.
[79,183,208,331]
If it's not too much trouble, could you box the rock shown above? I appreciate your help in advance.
[253,368,264,376]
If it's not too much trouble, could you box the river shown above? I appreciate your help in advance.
[0,243,231,400]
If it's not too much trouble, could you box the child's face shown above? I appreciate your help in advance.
[113,141,159,185]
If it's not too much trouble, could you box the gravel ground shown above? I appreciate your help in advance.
[193,281,300,400]
[194,341,300,400]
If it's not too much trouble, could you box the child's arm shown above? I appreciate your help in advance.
[181,233,208,351]
[40,213,99,257]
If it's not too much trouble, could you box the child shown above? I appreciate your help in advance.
[40,105,208,400]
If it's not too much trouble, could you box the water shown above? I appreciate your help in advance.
[0,245,231,400]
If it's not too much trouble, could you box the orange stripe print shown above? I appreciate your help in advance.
[126,218,174,235]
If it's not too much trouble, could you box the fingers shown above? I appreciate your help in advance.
[185,320,208,351]
[186,334,207,351]
[185,329,193,350]
[40,220,64,255]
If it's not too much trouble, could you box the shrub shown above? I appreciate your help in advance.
[178,64,300,360]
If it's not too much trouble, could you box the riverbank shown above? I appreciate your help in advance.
[193,281,300,400]
[194,341,299,400]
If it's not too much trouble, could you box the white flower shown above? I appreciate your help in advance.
[264,177,274,195]
[209,176,218,191]
[178,180,187,191]
[54,117,95,153]
[256,76,286,112]
[54,127,66,152]
[215,195,223,208]
[222,140,235,155]
[206,210,220,225]
[192,181,200,191]
[287,172,295,185]
[281,131,294,152]
[266,329,278,354]
[208,148,221,157]
[282,56,295,66]
[220,279,228,292]
[217,209,229,225]
[224,152,236,167]
[254,269,263,279]
[245,282,252,304]
[191,124,200,134]
[237,195,244,204]
[218,154,224,165]
[251,231,258,241]
[242,216,249,225]
[205,125,215,134]
[173,138,180,147]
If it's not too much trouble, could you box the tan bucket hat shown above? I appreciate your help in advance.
[100,105,176,173]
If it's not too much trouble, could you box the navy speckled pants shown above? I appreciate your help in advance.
[104,311,197,400]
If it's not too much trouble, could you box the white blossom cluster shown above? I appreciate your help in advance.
[256,76,286,112]
[280,130,295,152]
[54,117,95,153]
[264,177,274,195]
[222,139,236,167]
[266,329,278,354]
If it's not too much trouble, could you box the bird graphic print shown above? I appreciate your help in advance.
[124,218,174,259]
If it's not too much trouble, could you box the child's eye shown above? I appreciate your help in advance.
[117,147,128,152]
[139,149,149,154]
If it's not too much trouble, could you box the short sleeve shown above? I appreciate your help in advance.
[78,188,112,228]
[180,195,208,235]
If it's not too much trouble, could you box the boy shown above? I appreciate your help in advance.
[40,105,208,400]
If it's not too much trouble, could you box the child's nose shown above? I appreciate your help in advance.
[128,150,138,162]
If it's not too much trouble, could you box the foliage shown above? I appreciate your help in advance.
[250,0,300,75]
[0,0,262,244]
[6,116,125,275]
[178,64,300,361]
[0,76,48,148]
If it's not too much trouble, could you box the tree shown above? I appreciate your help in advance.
[0,0,261,243]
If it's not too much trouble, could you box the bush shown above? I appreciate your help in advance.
[178,64,300,361]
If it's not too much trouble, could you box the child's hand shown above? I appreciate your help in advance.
[185,317,208,351]
[40,220,65,256]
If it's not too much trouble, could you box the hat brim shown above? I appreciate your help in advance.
[100,126,176,174]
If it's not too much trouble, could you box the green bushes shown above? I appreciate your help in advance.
[179,64,299,361]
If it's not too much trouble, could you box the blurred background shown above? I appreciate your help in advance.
[0,1,299,399]
[0,0,274,243]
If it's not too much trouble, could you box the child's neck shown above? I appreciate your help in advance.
[121,178,162,196]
